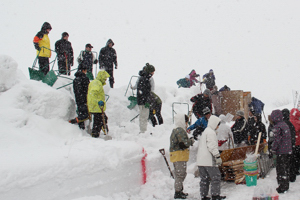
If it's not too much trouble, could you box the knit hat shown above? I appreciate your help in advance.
[62,32,69,38]
[209,69,213,73]
[202,107,211,115]
[236,110,244,117]
[144,63,155,74]
[203,89,211,97]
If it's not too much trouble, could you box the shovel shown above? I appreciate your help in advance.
[159,148,174,179]
[100,106,112,141]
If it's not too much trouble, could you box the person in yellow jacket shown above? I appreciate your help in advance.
[170,113,195,199]
[87,70,110,138]
[33,22,52,75]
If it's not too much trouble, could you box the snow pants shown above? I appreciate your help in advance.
[276,154,290,191]
[104,66,114,88]
[198,166,221,197]
[294,146,300,175]
[77,104,89,130]
[138,105,149,133]
[149,103,163,127]
[91,112,108,137]
[58,59,71,75]
[38,57,50,75]
[173,161,187,192]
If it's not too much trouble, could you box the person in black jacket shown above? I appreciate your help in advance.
[231,110,248,147]
[202,69,216,90]
[55,32,74,75]
[148,92,163,127]
[137,63,155,133]
[99,39,118,88]
[190,89,212,119]
[77,44,98,74]
[282,108,297,182]
[248,114,267,145]
[69,64,90,129]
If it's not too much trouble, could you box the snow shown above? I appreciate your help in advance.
[1,0,300,199]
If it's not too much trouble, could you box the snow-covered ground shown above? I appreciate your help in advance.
[1,0,300,199]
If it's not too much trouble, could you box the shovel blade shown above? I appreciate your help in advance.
[104,135,112,141]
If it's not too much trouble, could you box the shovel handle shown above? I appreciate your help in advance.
[159,148,165,155]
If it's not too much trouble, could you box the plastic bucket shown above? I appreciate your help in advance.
[245,175,257,187]
[244,160,258,170]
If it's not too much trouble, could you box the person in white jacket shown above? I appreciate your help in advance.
[217,114,234,152]
[196,115,226,200]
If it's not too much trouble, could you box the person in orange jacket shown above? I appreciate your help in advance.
[33,22,52,75]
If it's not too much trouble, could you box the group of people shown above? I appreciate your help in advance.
[33,22,118,88]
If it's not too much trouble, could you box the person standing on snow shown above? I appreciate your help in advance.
[170,113,195,199]
[99,39,118,88]
[187,107,211,140]
[202,69,216,90]
[33,22,52,75]
[148,92,163,127]
[270,109,292,194]
[137,63,155,134]
[196,115,226,200]
[55,32,74,75]
[290,107,300,176]
[231,110,248,147]
[87,70,110,138]
[190,89,212,119]
[282,108,297,182]
[217,114,234,153]
[211,86,222,116]
[248,114,267,145]
[69,64,90,129]
[77,44,98,74]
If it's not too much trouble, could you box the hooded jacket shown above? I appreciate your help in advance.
[271,110,292,155]
[231,116,248,144]
[137,70,152,105]
[282,109,296,148]
[99,39,117,69]
[33,22,52,57]
[55,37,74,65]
[73,71,90,105]
[188,70,199,87]
[170,113,194,163]
[248,114,267,145]
[196,115,221,166]
[190,94,212,118]
[217,114,234,151]
[87,71,110,113]
[290,108,300,146]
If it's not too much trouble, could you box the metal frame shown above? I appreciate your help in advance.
[172,102,190,123]
[124,75,139,97]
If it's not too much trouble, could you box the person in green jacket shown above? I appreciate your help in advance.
[87,70,110,138]
[170,113,195,199]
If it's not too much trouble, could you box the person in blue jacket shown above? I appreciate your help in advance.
[187,107,211,140]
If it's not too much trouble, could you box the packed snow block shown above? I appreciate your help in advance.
[220,90,251,120]
[0,55,18,92]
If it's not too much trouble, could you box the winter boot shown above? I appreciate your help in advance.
[212,195,226,200]
[69,118,78,124]
[276,187,288,194]
[91,132,99,138]
[201,197,211,200]
[174,191,186,199]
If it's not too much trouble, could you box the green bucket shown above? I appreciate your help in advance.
[127,96,137,110]
[86,72,94,80]
[245,175,257,187]
[28,67,45,81]
[42,70,58,86]
[244,160,257,170]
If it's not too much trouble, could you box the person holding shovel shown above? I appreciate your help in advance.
[55,32,74,75]
[170,113,194,199]
[87,70,110,138]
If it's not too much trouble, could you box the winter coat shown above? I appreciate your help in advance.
[187,116,208,132]
[137,70,152,105]
[196,115,221,166]
[99,39,117,69]
[217,115,234,151]
[202,73,215,90]
[290,108,300,146]
[231,117,248,144]
[177,78,190,88]
[190,94,212,118]
[87,71,110,113]
[189,70,199,87]
[170,113,194,163]
[132,72,155,91]
[148,92,162,109]
[211,89,222,116]
[55,38,74,66]
[33,22,51,58]
[73,71,90,105]
[248,114,267,145]
[271,110,292,155]
[77,50,96,71]
[282,109,296,149]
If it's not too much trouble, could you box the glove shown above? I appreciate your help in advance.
[263,139,267,143]
[215,156,222,166]
[94,59,98,64]
[153,109,156,115]
[186,129,191,133]
[190,137,195,146]
[98,101,104,107]
[193,132,198,140]
[115,65,118,69]
[145,103,150,108]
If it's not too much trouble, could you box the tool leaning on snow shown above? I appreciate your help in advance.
[159,148,174,179]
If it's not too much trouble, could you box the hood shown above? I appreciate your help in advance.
[270,110,283,124]
[290,108,300,121]
[41,22,52,33]
[74,70,86,78]
[138,69,146,76]
[174,113,186,129]
[208,115,221,130]
[106,39,114,47]
[96,70,110,85]
[281,108,290,121]
[219,114,226,123]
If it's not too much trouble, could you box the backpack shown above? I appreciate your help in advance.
[248,97,264,114]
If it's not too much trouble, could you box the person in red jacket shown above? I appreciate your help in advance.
[290,107,300,175]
